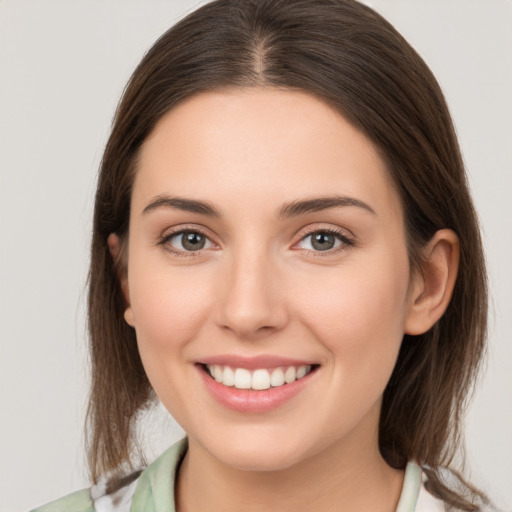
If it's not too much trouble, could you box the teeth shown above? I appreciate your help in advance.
[213,365,223,383]
[284,366,296,384]
[234,368,251,389]
[205,364,313,390]
[296,365,308,379]
[252,369,271,390]
[270,368,285,387]
[223,366,235,386]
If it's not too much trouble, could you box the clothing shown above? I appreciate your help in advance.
[30,437,448,512]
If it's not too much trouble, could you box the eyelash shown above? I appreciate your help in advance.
[158,226,214,258]
[158,226,355,258]
[294,227,355,256]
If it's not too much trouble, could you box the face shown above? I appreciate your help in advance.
[123,88,417,472]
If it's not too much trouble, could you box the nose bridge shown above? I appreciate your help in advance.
[216,240,287,338]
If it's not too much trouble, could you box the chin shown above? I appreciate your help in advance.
[218,446,304,472]
[199,428,316,472]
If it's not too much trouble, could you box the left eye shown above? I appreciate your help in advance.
[167,230,214,252]
[297,231,347,252]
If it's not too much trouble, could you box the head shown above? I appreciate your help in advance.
[87,0,487,508]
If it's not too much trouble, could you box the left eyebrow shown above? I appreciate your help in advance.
[278,195,376,218]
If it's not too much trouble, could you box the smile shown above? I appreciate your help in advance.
[197,356,320,412]
[205,364,314,390]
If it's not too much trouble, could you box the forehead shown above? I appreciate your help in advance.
[134,87,402,221]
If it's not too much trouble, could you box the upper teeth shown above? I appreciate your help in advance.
[205,364,312,390]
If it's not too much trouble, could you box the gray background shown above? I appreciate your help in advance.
[0,1,510,511]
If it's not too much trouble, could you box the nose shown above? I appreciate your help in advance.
[215,251,288,340]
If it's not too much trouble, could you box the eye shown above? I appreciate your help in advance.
[296,229,353,252]
[163,230,214,253]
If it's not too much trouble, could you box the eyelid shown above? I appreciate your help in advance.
[292,225,356,254]
[157,224,219,256]
[297,224,355,239]
[156,223,356,257]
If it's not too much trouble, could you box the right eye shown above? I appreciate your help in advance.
[162,230,214,253]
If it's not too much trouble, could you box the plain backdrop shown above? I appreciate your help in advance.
[0,1,510,511]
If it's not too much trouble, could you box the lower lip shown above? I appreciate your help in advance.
[196,365,317,413]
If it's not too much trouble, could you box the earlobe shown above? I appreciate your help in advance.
[404,229,459,335]
[124,307,135,327]
[107,233,134,327]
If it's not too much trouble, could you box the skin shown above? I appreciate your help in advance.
[109,88,459,512]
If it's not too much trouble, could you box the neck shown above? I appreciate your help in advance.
[176,420,404,512]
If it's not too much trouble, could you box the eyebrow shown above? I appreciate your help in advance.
[278,195,376,218]
[142,194,375,218]
[142,195,221,217]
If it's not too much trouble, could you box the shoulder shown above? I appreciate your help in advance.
[414,465,503,512]
[415,481,446,512]
[30,489,94,512]
[30,438,188,512]
[417,483,502,512]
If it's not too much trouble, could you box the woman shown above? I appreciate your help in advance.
[32,0,495,510]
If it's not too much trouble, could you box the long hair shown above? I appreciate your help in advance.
[86,1,488,508]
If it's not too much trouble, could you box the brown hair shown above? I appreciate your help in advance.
[86,0,488,508]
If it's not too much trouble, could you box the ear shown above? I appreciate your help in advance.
[404,229,459,335]
[107,233,135,327]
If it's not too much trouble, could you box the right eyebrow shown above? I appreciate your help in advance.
[142,195,221,217]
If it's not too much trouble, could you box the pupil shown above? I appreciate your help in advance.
[312,232,334,251]
[183,232,205,251]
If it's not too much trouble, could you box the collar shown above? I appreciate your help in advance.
[94,438,432,512]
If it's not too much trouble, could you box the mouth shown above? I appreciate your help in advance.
[200,363,319,391]
[195,355,320,412]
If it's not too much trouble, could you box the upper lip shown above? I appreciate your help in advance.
[197,354,318,369]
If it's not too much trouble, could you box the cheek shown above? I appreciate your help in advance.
[126,262,219,421]
[296,254,410,382]
[127,262,215,364]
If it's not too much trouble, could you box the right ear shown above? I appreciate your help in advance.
[107,233,135,327]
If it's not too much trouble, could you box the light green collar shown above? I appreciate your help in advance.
[130,437,188,512]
